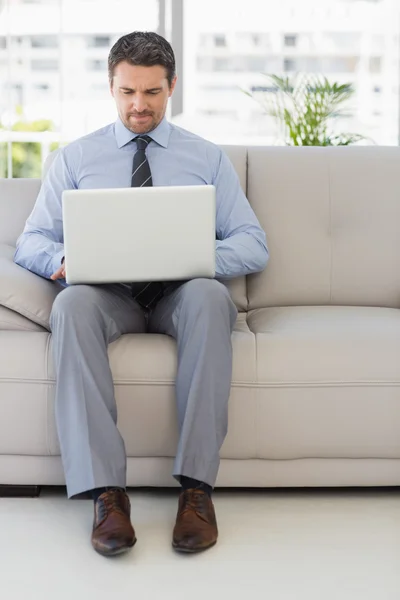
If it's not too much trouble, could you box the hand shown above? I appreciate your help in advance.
[50,258,66,281]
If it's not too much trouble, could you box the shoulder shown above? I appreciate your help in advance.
[168,122,225,176]
[63,122,114,157]
[58,122,115,176]
[169,123,222,158]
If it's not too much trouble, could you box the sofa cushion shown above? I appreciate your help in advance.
[0,315,257,458]
[0,179,40,246]
[246,305,400,459]
[248,305,400,383]
[247,146,400,310]
[0,244,62,330]
[3,309,400,463]
[0,305,46,332]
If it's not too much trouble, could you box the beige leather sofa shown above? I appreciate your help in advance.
[1,146,400,493]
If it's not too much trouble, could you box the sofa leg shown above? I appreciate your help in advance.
[0,485,41,498]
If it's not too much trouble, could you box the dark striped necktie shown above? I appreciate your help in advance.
[130,135,164,310]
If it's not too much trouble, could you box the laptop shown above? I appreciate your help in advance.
[62,185,216,285]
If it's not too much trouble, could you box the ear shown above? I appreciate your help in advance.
[110,80,115,98]
[168,76,178,98]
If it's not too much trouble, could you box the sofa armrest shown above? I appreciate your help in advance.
[0,243,62,331]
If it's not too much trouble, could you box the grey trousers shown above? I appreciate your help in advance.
[49,278,238,498]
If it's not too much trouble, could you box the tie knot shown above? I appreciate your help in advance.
[135,135,152,151]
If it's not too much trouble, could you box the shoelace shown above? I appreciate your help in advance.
[97,490,127,521]
[180,490,208,521]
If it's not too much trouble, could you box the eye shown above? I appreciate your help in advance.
[123,91,132,95]
[148,91,159,95]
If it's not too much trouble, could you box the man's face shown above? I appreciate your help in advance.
[110,61,177,134]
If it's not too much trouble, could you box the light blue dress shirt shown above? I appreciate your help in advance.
[14,117,269,284]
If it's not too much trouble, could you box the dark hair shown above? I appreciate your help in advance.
[108,31,176,87]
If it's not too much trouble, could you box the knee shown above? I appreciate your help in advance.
[181,279,234,311]
[50,285,99,323]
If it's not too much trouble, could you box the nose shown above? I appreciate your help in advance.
[132,93,148,114]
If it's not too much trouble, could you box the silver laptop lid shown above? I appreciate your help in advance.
[62,185,216,285]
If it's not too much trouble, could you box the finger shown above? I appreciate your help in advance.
[50,268,62,280]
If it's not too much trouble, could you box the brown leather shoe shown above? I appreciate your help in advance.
[172,489,218,553]
[91,489,136,557]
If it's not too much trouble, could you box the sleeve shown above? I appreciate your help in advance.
[213,150,269,279]
[14,149,76,280]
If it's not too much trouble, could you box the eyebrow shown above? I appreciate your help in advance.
[119,86,162,93]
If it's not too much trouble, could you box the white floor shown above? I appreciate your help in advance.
[2,487,400,600]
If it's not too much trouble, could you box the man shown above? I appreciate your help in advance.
[14,31,269,557]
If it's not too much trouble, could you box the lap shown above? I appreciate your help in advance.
[50,283,146,337]
[148,278,236,338]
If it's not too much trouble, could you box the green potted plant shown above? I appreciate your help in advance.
[245,73,368,146]
[0,106,59,178]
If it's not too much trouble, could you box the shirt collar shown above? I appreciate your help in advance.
[115,116,171,149]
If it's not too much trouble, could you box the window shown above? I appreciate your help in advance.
[301,58,320,72]
[199,34,208,48]
[90,83,109,94]
[236,32,270,49]
[325,32,361,51]
[86,59,107,72]
[201,84,238,92]
[1,0,159,177]
[214,57,230,71]
[233,56,266,72]
[284,34,297,47]
[4,83,24,106]
[31,36,58,48]
[197,56,214,72]
[87,36,111,48]
[370,56,382,73]
[214,35,226,47]
[284,58,296,72]
[31,59,59,71]
[181,0,400,146]
[320,57,359,73]
[371,34,384,53]
[251,85,277,93]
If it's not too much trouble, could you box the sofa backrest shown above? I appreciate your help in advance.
[3,145,400,311]
[247,146,400,310]
[0,178,39,247]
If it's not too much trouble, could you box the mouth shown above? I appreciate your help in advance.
[130,114,152,122]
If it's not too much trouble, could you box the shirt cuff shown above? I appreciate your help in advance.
[52,249,65,274]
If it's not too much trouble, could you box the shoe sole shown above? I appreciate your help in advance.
[93,537,137,557]
[172,540,217,554]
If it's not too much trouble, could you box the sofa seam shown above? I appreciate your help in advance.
[0,322,43,332]
[0,303,49,331]
[3,455,400,462]
[2,378,400,388]
[254,331,259,459]
[44,333,52,456]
